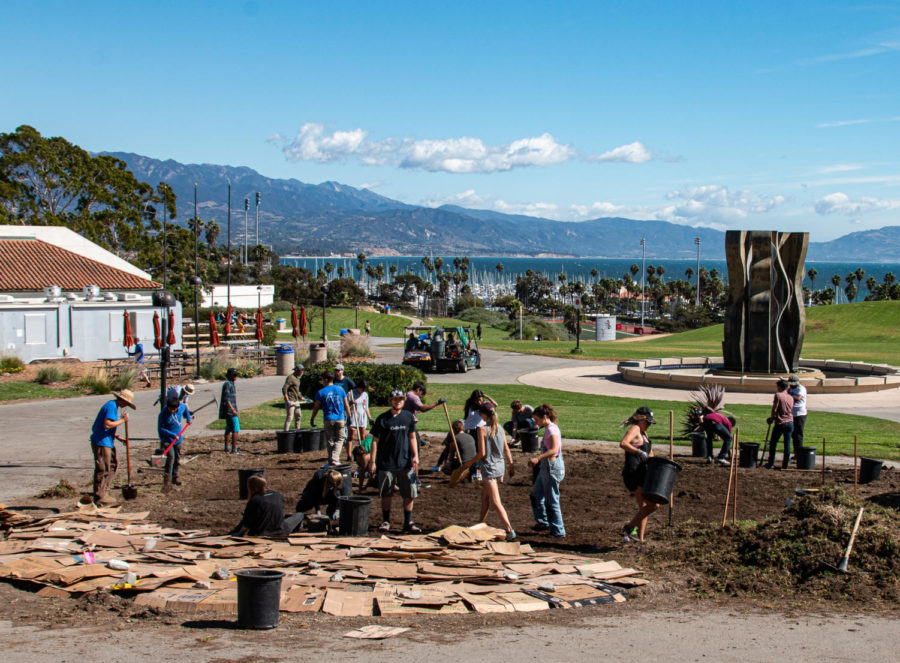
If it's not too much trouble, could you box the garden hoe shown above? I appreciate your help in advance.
[824,507,864,574]
[121,420,138,500]
[149,421,191,467]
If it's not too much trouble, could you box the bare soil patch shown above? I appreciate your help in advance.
[6,434,898,632]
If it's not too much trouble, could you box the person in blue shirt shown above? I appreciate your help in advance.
[158,395,192,491]
[88,389,136,505]
[219,368,240,454]
[310,371,350,465]
[128,337,152,387]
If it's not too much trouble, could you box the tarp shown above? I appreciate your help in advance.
[291,305,299,339]
[209,310,220,347]
[224,303,232,337]
[299,305,307,338]
[152,311,162,350]
[167,309,176,346]
[255,307,264,342]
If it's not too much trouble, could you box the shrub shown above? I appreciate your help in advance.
[34,366,71,384]
[269,300,293,312]
[299,362,425,405]
[200,357,259,380]
[341,335,375,358]
[78,371,111,394]
[0,355,25,375]
[262,326,277,346]
[109,367,137,392]
[456,308,508,325]
[504,317,563,340]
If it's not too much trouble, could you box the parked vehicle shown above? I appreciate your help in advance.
[402,325,482,373]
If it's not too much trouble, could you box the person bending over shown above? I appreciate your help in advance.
[230,475,303,536]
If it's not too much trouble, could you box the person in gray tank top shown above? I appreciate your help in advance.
[460,402,517,541]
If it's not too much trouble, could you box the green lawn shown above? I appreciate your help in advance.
[0,381,84,402]
[272,307,412,341]
[453,301,900,365]
[212,382,900,460]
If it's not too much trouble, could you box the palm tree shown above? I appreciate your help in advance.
[656,265,665,280]
[590,268,599,284]
[421,256,432,281]
[685,266,694,282]
[884,272,896,286]
[496,262,504,278]
[831,274,841,303]
[855,267,865,287]
[845,273,858,302]
[434,257,444,275]
[356,252,366,285]
[337,266,345,279]
[324,262,333,280]
[866,276,877,295]
[389,264,398,282]
[807,267,818,291]
[630,264,640,279]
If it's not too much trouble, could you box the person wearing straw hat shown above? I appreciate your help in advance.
[88,389,136,505]
[619,406,658,542]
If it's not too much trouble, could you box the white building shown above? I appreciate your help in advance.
[0,225,182,363]
[201,284,274,310]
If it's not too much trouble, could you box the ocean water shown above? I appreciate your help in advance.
[280,256,900,298]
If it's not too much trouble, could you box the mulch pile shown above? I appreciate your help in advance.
[0,503,645,617]
[641,486,900,605]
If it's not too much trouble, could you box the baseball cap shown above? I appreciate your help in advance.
[294,363,304,371]
[334,363,345,371]
[632,406,656,424]
[788,374,800,385]
[166,395,180,408]
[390,389,406,399]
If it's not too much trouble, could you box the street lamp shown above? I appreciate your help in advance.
[257,285,262,310]
[226,183,232,307]
[244,198,249,265]
[694,237,701,307]
[255,191,261,247]
[321,284,328,341]
[640,238,646,331]
[192,185,201,378]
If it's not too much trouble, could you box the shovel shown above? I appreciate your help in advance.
[442,402,469,487]
[150,422,191,467]
[824,507,864,574]
[122,420,138,500]
[759,421,772,467]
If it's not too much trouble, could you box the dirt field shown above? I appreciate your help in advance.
[9,432,896,615]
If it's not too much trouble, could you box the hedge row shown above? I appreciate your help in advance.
[299,362,426,406]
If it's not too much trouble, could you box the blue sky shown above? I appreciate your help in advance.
[1,1,898,240]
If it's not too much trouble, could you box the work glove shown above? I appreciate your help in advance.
[437,397,448,404]
[637,450,649,462]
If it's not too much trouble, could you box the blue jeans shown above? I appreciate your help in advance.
[703,421,733,459]
[769,421,794,468]
[531,455,565,536]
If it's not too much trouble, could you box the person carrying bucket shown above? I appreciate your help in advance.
[619,406,659,543]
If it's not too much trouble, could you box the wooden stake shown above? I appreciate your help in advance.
[668,410,675,526]
[821,437,826,487]
[732,427,739,525]
[854,434,858,497]
[722,428,736,527]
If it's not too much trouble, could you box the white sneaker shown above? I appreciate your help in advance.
[378,521,391,532]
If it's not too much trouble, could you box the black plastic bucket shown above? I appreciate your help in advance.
[297,429,316,452]
[338,496,372,536]
[642,457,683,505]
[796,446,816,470]
[519,429,540,453]
[276,430,297,453]
[238,468,265,499]
[333,463,354,497]
[739,442,759,468]
[690,432,706,457]
[317,428,328,451]
[235,569,284,629]
[859,457,884,484]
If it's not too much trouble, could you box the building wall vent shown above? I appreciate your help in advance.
[82,285,101,300]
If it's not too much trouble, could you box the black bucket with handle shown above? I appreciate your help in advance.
[796,446,816,470]
[739,442,759,468]
[642,457,683,505]
[338,496,372,536]
[519,428,540,453]
[235,569,284,629]
[276,430,297,453]
[859,457,884,484]
[238,468,265,499]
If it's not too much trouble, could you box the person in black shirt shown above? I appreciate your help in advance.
[295,467,344,519]
[369,389,421,534]
[230,475,303,536]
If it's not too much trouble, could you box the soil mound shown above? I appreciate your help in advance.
[644,486,900,606]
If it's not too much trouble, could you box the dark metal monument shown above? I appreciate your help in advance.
[722,230,809,374]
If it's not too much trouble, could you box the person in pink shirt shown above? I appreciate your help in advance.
[765,379,795,469]
[702,408,736,466]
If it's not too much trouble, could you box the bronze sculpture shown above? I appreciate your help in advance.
[722,230,809,373]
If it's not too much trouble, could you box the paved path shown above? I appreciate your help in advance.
[519,362,900,422]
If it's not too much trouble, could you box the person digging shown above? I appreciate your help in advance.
[87,389,136,506]
[158,394,192,492]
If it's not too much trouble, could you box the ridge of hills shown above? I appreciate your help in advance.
[106,152,899,261]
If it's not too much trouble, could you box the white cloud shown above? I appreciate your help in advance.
[270,123,653,173]
[661,185,787,224]
[359,181,383,190]
[816,117,900,129]
[814,192,900,215]
[817,164,863,174]
[585,141,652,163]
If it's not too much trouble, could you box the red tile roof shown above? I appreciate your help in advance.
[0,239,160,291]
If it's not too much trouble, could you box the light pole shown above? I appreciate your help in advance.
[640,238,646,331]
[227,183,232,308]
[257,285,262,310]
[244,198,249,265]
[694,237,701,307]
[192,184,201,378]
[321,284,328,341]
[255,191,260,247]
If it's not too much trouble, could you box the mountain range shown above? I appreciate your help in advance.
[106,152,900,261]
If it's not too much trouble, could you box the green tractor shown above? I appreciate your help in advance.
[402,325,482,373]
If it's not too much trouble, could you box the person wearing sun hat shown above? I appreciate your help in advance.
[619,406,658,542]
[88,389,136,505]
